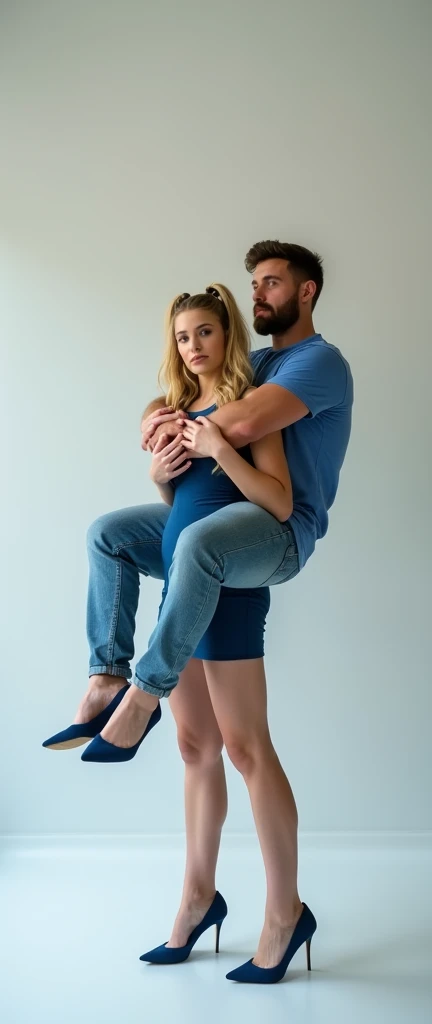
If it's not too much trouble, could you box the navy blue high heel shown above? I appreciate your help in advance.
[81,702,161,762]
[139,891,228,965]
[226,903,317,984]
[42,685,129,750]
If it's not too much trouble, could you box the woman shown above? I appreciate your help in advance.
[43,284,316,983]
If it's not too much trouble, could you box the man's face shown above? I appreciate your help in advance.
[252,258,300,336]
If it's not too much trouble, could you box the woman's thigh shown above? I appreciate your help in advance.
[169,658,223,755]
[202,658,271,751]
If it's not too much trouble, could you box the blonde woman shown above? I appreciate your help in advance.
[44,283,316,983]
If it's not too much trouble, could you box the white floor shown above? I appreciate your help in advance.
[1,834,431,1024]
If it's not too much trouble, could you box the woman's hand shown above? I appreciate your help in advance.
[141,407,187,451]
[150,434,191,484]
[182,417,227,460]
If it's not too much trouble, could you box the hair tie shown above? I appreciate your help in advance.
[206,286,222,301]
[173,292,191,311]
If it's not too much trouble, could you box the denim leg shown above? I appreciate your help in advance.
[86,503,169,679]
[134,503,298,697]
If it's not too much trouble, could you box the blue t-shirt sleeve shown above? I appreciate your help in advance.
[265,345,348,417]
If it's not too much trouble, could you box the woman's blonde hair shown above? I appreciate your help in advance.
[158,283,253,410]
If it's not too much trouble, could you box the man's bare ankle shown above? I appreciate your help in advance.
[89,674,127,691]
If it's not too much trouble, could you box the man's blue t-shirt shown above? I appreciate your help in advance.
[250,335,353,568]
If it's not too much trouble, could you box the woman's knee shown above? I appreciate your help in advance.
[177,728,223,767]
[224,732,272,777]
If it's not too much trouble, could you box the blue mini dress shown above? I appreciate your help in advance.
[160,404,271,661]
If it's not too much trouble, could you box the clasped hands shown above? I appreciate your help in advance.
[142,406,225,481]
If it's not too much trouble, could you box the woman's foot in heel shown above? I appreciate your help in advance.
[140,891,227,965]
[226,902,316,984]
[253,900,304,969]
[166,891,218,949]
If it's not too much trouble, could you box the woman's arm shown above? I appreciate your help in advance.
[153,481,174,506]
[215,430,292,522]
[149,434,191,506]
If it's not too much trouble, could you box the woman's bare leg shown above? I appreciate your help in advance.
[166,658,227,947]
[203,657,302,969]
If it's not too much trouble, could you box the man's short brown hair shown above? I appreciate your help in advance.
[245,240,324,309]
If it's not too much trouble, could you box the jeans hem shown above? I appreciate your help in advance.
[89,665,132,680]
[134,674,172,698]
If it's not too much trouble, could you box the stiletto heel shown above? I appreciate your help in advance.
[42,685,129,750]
[306,937,312,971]
[140,892,228,965]
[215,919,223,954]
[226,903,317,985]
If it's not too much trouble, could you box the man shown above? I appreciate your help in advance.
[75,240,353,748]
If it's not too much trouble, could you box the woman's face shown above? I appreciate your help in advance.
[174,309,226,378]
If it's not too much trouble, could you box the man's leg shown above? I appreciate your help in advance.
[135,503,298,695]
[100,503,298,747]
[75,503,169,723]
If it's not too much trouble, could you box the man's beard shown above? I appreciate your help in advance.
[253,293,300,336]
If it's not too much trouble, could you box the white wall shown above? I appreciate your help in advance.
[1,0,430,835]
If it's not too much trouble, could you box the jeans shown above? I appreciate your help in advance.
[87,502,299,698]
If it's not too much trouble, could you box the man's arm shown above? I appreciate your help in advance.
[208,384,309,448]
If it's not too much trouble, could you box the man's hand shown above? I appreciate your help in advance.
[149,434,191,484]
[147,421,186,452]
[182,417,228,460]
[141,407,187,451]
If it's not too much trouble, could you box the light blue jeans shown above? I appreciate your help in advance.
[86,503,299,698]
